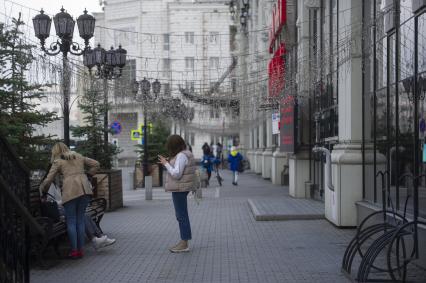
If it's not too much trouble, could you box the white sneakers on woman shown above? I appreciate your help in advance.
[92,235,116,250]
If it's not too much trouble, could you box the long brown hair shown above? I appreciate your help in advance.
[166,135,187,158]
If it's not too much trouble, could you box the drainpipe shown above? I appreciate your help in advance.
[312,146,334,191]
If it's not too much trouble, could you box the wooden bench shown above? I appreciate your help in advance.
[29,184,106,266]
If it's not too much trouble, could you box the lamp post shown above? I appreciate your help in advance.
[33,7,95,146]
[240,0,249,32]
[83,44,127,160]
[134,78,161,178]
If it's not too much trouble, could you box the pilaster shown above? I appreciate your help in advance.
[289,150,310,198]
[272,149,288,185]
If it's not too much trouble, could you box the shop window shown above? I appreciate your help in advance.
[185,32,194,44]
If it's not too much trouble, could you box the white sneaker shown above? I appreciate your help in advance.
[92,235,116,250]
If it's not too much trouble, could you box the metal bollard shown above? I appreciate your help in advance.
[145,176,152,200]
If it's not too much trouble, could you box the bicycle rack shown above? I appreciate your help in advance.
[342,171,424,282]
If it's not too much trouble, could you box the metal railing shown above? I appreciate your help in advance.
[0,134,33,283]
[342,170,425,282]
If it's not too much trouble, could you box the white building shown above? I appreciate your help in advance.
[93,0,237,164]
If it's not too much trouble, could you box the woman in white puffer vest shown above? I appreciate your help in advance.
[158,135,196,253]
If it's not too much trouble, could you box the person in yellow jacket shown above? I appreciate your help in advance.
[227,146,243,185]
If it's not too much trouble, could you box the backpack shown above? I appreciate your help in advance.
[238,158,245,173]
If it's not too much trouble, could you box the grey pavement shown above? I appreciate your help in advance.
[31,170,355,283]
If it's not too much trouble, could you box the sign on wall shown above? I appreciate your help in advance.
[280,95,297,152]
[272,112,280,135]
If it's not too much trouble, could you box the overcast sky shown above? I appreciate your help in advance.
[2,0,103,24]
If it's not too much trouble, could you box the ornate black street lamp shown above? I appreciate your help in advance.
[84,44,127,79]
[134,78,161,179]
[229,1,236,19]
[240,0,250,31]
[83,44,127,156]
[33,7,96,146]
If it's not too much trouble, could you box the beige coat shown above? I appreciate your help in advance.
[39,152,100,204]
[164,150,197,192]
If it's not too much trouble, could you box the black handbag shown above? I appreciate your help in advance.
[40,193,61,222]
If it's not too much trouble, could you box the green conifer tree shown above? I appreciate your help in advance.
[135,117,170,165]
[0,16,57,169]
[71,85,119,169]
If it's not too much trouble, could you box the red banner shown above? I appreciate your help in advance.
[280,95,296,153]
[268,43,285,97]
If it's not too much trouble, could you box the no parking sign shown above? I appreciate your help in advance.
[110,121,122,135]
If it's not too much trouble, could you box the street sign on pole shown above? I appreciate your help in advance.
[272,112,280,135]
[131,130,142,141]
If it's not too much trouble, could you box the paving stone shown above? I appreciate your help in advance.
[31,170,354,283]
[248,196,324,221]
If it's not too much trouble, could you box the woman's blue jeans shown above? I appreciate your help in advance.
[172,192,192,240]
[63,195,90,250]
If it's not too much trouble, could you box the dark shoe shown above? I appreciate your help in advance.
[232,182,236,186]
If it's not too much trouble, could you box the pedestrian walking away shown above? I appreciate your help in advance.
[202,142,210,154]
[201,148,215,185]
[228,146,243,186]
[159,135,197,253]
[39,142,100,259]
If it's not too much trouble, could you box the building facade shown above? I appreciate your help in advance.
[93,0,237,164]
[238,0,426,252]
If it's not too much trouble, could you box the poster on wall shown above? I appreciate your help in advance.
[272,113,280,135]
[280,95,297,153]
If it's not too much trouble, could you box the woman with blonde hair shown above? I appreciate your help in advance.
[39,142,100,259]
[158,135,196,253]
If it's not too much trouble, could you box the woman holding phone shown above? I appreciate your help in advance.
[158,135,197,253]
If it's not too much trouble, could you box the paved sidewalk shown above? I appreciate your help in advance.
[31,171,354,283]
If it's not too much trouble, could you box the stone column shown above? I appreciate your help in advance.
[288,0,311,198]
[262,113,273,179]
[247,128,255,170]
[272,149,288,185]
[255,121,264,174]
[327,0,365,226]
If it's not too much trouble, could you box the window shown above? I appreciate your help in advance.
[209,57,219,69]
[114,27,136,47]
[210,107,220,119]
[190,132,195,146]
[185,32,194,44]
[185,57,195,70]
[185,81,194,91]
[163,34,170,51]
[163,58,171,77]
[209,31,219,43]
[115,59,136,98]
[163,83,170,96]
[232,78,237,92]
[122,59,136,82]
